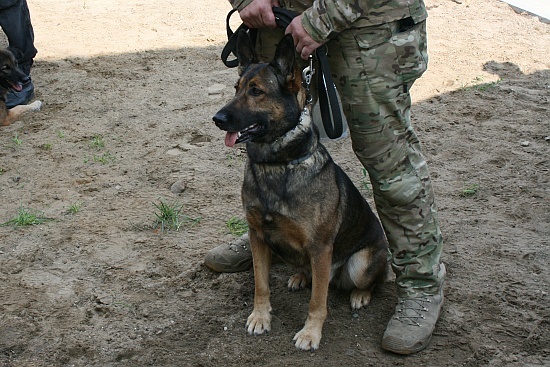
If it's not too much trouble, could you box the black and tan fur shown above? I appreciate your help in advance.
[213,31,388,351]
[0,48,41,127]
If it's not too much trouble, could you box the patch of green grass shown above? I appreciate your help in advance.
[226,216,249,236]
[12,134,22,147]
[152,199,201,233]
[1,207,53,226]
[84,135,116,164]
[57,130,65,139]
[67,201,82,214]
[472,80,501,91]
[93,151,116,164]
[460,76,501,92]
[41,143,53,151]
[90,135,105,150]
[460,182,479,197]
[360,168,371,193]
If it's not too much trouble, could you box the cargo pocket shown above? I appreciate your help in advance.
[377,169,424,207]
[354,20,427,95]
[389,20,428,85]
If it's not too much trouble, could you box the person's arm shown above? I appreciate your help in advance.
[301,0,367,42]
[287,0,366,60]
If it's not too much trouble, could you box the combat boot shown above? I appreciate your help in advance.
[381,272,445,354]
[204,234,253,273]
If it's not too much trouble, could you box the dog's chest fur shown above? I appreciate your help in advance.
[244,155,322,211]
[240,111,340,262]
[242,110,326,215]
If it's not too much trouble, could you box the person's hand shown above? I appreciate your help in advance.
[239,0,280,29]
[285,16,325,60]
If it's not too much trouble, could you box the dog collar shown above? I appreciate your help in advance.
[287,109,315,165]
[288,151,314,165]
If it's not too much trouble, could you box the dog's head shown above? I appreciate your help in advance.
[0,48,28,94]
[213,30,306,147]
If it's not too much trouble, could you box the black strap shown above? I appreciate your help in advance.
[315,45,343,139]
[221,7,343,139]
[221,9,255,68]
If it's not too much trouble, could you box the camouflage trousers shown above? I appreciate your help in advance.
[254,18,445,297]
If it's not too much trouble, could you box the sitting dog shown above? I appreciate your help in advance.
[213,30,388,351]
[0,48,41,127]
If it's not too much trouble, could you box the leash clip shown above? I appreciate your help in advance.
[302,55,314,105]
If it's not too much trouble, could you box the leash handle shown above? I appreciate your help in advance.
[221,9,257,68]
[220,7,344,139]
[221,7,297,68]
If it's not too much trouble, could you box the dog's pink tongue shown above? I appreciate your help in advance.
[10,82,22,92]
[225,132,238,147]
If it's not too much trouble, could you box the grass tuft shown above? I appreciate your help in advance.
[67,202,82,214]
[153,199,201,233]
[2,207,54,226]
[460,182,479,197]
[360,168,371,193]
[12,134,22,147]
[226,216,248,236]
[90,135,105,150]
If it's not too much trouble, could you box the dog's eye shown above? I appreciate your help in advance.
[250,87,264,96]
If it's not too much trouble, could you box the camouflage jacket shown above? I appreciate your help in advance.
[228,0,427,42]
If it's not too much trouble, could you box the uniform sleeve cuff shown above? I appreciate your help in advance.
[301,8,335,42]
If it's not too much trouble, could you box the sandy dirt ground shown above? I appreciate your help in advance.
[0,0,548,366]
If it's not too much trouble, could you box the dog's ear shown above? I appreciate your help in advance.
[236,29,258,76]
[272,34,296,84]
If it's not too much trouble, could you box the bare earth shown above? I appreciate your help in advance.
[0,0,548,366]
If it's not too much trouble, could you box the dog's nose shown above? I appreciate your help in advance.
[213,110,230,127]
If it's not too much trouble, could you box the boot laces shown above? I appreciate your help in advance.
[229,243,247,252]
[228,238,248,253]
[394,297,431,327]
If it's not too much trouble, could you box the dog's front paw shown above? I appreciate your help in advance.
[29,100,42,111]
[246,309,271,335]
[288,272,310,291]
[293,325,322,351]
[350,288,373,310]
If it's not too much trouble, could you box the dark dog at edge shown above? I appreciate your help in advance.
[213,30,388,351]
[0,48,41,127]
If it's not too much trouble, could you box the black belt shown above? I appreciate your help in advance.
[220,7,344,140]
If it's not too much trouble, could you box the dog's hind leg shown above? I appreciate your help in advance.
[339,247,387,310]
[288,271,311,291]
[350,287,375,310]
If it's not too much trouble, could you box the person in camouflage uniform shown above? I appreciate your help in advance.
[205,0,446,355]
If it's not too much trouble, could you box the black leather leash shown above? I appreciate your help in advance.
[221,7,344,139]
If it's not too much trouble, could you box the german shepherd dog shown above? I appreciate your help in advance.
[0,48,42,127]
[213,30,388,351]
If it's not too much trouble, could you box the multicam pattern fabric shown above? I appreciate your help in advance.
[229,0,427,42]
[226,0,444,297]
[330,21,445,297]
